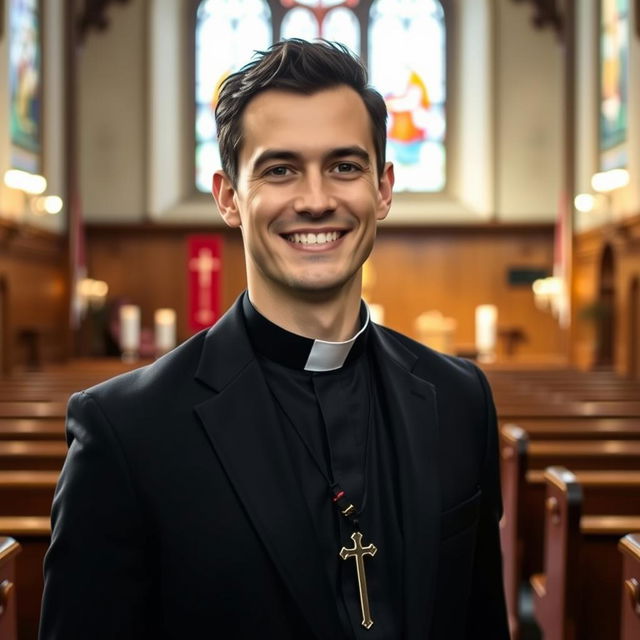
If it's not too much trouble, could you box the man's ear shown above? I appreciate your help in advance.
[212,170,241,228]
[376,162,394,221]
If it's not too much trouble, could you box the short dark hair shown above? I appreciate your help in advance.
[214,39,387,187]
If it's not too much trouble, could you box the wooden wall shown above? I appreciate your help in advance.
[0,221,69,372]
[85,222,565,363]
[572,214,640,378]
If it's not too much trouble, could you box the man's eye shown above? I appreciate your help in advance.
[334,162,359,173]
[265,166,291,177]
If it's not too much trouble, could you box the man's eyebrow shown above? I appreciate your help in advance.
[251,146,372,172]
[326,146,371,164]
[251,150,301,172]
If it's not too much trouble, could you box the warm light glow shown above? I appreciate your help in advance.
[155,308,176,325]
[77,278,109,305]
[32,195,63,215]
[591,168,630,193]
[532,277,562,297]
[532,276,563,313]
[574,193,596,213]
[3,169,47,195]
[89,280,109,298]
[43,195,63,214]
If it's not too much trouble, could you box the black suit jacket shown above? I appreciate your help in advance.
[40,296,509,639]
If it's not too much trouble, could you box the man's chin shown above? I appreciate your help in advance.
[281,275,359,300]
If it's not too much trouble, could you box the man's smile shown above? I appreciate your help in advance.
[283,230,347,246]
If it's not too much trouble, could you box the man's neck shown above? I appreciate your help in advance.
[247,279,363,343]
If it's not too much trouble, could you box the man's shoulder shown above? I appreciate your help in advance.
[82,328,210,410]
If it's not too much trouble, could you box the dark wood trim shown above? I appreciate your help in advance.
[620,212,640,230]
[575,212,640,240]
[0,219,65,260]
[0,276,9,375]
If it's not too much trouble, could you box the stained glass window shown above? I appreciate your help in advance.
[195,0,272,192]
[195,0,446,193]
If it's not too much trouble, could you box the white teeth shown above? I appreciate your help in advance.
[287,231,340,245]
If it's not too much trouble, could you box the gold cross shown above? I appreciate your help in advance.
[339,531,378,629]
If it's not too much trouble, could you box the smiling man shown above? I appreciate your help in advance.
[40,40,509,640]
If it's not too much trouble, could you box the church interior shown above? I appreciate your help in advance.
[1,0,640,638]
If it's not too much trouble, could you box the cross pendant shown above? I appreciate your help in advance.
[339,530,378,629]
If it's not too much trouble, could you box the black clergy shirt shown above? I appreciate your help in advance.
[242,294,404,639]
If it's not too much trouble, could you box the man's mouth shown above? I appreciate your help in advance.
[284,231,344,246]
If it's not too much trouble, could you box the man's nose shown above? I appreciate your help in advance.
[293,172,337,217]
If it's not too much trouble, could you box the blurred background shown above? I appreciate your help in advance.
[0,0,638,376]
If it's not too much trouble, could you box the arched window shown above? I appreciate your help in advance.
[194,0,447,194]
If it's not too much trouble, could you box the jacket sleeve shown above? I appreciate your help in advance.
[465,365,510,639]
[39,391,159,640]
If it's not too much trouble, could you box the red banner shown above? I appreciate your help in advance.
[187,235,222,333]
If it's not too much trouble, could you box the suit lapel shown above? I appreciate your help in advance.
[194,299,346,640]
[371,326,441,639]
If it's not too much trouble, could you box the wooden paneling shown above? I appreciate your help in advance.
[84,225,246,350]
[86,222,564,363]
[370,225,562,360]
[572,214,640,376]
[0,221,69,372]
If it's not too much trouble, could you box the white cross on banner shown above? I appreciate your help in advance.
[187,235,222,333]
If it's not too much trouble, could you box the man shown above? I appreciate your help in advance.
[40,40,509,639]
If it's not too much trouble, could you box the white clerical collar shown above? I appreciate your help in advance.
[304,306,370,372]
[242,293,370,372]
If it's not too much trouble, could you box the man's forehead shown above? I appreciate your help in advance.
[238,86,375,163]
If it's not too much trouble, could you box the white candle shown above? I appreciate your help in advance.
[120,305,140,354]
[155,308,176,354]
[475,304,497,362]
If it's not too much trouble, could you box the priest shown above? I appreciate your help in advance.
[40,39,509,639]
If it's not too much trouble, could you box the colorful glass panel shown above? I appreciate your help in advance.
[369,0,446,192]
[600,0,629,170]
[9,0,42,172]
[281,7,320,40]
[323,7,360,53]
[195,0,446,193]
[195,0,272,192]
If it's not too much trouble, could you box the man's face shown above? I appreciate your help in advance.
[213,86,393,304]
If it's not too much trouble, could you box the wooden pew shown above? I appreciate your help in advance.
[0,403,66,420]
[500,425,640,637]
[502,418,640,440]
[530,467,640,640]
[0,537,20,640]
[0,441,66,471]
[0,419,64,441]
[498,401,640,421]
[0,360,146,639]
[0,472,58,517]
[619,534,640,640]
[0,519,50,640]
